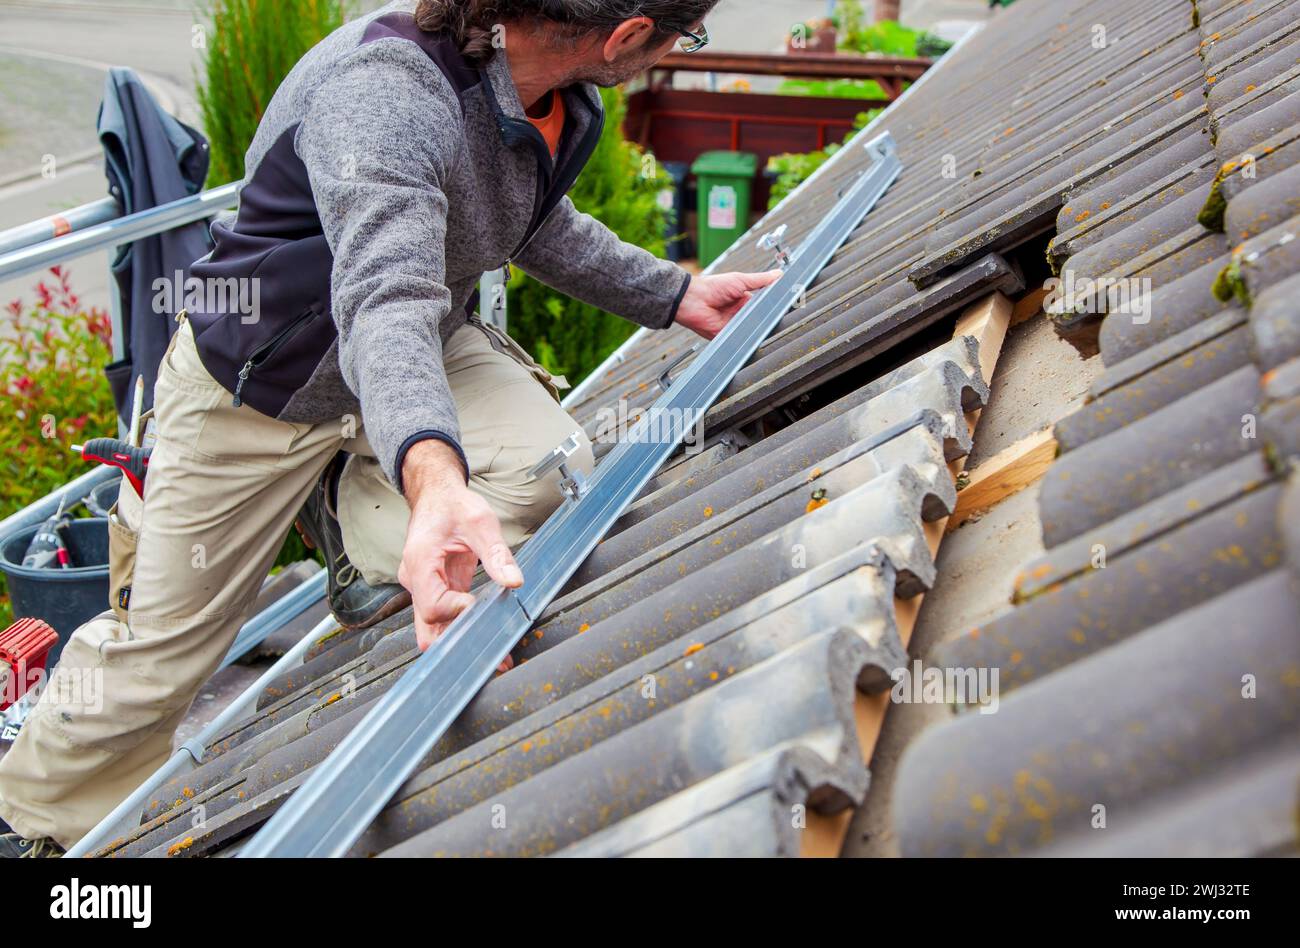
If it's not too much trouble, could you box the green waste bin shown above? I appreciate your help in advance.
[691,150,757,268]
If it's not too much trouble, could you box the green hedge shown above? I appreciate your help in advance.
[834,0,951,58]
[0,268,119,624]
[198,0,350,186]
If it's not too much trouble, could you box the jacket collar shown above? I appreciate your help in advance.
[480,47,601,137]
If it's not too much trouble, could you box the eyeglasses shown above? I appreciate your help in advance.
[676,23,710,53]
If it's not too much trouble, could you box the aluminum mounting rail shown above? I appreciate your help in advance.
[240,132,901,858]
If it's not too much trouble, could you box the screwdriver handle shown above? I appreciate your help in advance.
[76,438,151,497]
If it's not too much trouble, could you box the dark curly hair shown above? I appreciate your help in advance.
[414,0,716,64]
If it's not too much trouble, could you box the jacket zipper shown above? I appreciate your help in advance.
[232,309,315,408]
[499,89,606,260]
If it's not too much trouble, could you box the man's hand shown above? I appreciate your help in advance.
[674,270,783,339]
[397,440,523,662]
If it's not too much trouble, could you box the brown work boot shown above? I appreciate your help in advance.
[295,454,411,630]
[0,817,63,858]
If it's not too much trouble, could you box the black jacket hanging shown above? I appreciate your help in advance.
[97,67,212,419]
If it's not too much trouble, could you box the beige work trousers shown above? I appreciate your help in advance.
[0,315,591,848]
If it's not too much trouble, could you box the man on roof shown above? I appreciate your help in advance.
[0,0,778,857]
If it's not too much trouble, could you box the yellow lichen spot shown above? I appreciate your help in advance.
[521,741,533,753]
[534,629,544,639]
[684,642,704,656]
[703,506,714,517]
[167,837,195,857]
[970,793,988,813]
[324,692,342,706]
[709,671,719,681]
[1245,84,1256,92]
[1075,210,1091,223]
[1207,75,1218,84]
[1009,650,1024,665]
[542,682,553,693]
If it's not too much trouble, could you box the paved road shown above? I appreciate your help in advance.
[0,0,203,311]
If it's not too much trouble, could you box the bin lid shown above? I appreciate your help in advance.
[691,150,758,177]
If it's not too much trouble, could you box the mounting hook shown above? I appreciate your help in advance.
[756,224,792,269]
[658,343,701,392]
[528,430,588,503]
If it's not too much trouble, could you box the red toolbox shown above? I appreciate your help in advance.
[0,618,59,710]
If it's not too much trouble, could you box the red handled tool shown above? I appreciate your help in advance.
[72,439,152,497]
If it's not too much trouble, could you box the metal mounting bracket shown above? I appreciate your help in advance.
[528,431,588,503]
[658,344,701,392]
[757,223,792,269]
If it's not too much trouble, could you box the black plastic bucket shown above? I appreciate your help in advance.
[84,477,122,519]
[0,518,110,669]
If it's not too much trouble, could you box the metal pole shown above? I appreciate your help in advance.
[221,570,327,668]
[64,611,339,858]
[0,181,240,282]
[0,466,119,539]
[0,198,122,257]
[562,27,979,411]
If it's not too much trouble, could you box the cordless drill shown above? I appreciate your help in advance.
[21,498,73,570]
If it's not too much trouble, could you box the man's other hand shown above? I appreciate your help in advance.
[398,440,523,664]
[674,269,783,339]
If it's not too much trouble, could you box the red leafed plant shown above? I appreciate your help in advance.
[1,266,117,515]
[0,267,117,621]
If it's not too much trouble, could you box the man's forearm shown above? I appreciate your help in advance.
[402,439,471,512]
[513,197,690,330]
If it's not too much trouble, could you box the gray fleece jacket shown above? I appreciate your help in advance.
[187,1,690,488]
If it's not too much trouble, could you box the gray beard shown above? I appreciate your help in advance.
[562,47,663,88]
